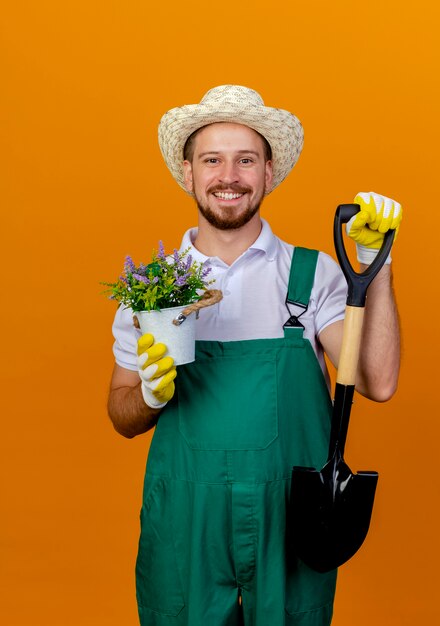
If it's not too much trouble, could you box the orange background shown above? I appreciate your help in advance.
[1,1,439,624]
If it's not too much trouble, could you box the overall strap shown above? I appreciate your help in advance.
[283,247,319,338]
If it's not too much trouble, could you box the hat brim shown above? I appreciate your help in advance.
[158,102,304,194]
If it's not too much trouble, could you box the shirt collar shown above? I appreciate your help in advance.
[179,218,278,264]
[248,218,278,261]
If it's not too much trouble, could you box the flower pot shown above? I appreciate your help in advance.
[133,305,196,366]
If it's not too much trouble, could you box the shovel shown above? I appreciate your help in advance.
[289,203,395,573]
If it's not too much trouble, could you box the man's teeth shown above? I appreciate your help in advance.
[214,192,243,200]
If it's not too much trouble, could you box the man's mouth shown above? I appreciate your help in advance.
[213,192,245,200]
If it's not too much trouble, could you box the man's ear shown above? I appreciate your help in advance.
[265,160,273,192]
[183,160,193,193]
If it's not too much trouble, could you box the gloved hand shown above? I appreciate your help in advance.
[137,333,177,409]
[346,191,402,265]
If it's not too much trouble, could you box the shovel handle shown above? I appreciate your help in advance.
[336,306,364,385]
[334,204,395,307]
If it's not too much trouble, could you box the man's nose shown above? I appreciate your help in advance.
[218,161,239,184]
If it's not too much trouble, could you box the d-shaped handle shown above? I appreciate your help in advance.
[334,204,395,307]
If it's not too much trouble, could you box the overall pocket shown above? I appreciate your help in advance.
[177,354,278,450]
[136,477,185,616]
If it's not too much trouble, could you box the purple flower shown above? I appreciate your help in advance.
[173,249,180,264]
[158,241,166,260]
[175,275,189,287]
[124,255,135,273]
[152,276,159,284]
[202,266,212,278]
[133,273,150,284]
[185,254,193,270]
[119,275,128,284]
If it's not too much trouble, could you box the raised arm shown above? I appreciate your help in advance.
[319,192,402,402]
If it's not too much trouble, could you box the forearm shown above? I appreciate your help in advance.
[107,382,161,438]
[356,264,401,401]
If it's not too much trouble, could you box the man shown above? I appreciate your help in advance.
[108,85,402,626]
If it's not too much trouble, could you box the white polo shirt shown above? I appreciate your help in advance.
[112,219,347,383]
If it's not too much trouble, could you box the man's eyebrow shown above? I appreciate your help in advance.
[197,150,262,158]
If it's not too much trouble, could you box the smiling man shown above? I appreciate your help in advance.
[183,122,273,265]
[183,122,272,231]
[108,85,402,626]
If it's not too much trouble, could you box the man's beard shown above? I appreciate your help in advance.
[194,184,265,231]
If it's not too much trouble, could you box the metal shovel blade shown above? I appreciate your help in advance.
[290,457,378,573]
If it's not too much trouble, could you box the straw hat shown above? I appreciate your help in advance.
[158,85,304,194]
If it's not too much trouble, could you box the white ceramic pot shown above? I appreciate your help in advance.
[133,305,196,366]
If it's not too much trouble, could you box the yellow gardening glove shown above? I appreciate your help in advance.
[136,333,177,409]
[347,191,402,264]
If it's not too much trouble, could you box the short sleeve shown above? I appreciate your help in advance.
[112,304,142,371]
[312,253,347,336]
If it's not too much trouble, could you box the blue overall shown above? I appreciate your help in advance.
[136,247,337,625]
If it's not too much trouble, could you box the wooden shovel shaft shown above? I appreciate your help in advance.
[336,305,365,386]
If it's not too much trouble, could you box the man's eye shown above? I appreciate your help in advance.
[240,158,253,164]
[205,158,219,164]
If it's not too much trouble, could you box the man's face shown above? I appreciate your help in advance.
[183,123,273,230]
